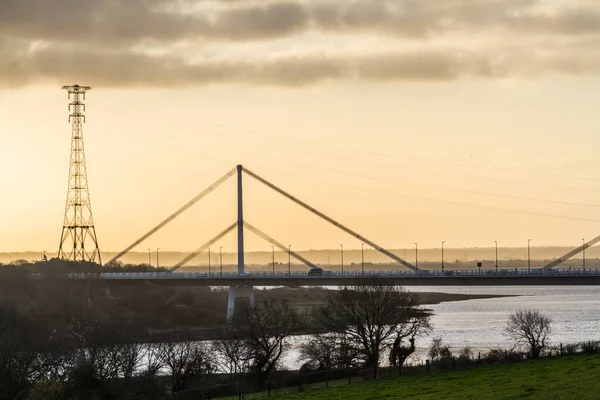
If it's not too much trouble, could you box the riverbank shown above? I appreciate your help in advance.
[142,288,511,341]
[0,269,513,344]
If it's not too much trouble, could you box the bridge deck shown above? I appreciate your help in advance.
[40,268,600,286]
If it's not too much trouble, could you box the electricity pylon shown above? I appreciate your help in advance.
[58,84,101,264]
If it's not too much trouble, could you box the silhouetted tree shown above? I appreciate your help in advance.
[212,328,251,377]
[316,278,430,378]
[58,318,150,399]
[389,314,432,374]
[0,308,49,399]
[457,346,473,362]
[235,298,301,389]
[159,340,213,393]
[505,309,552,359]
[428,337,452,361]
[298,332,360,371]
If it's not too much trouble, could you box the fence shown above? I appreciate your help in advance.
[203,340,600,399]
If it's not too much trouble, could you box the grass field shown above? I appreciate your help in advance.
[228,355,600,400]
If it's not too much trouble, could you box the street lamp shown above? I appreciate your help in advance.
[148,248,151,267]
[156,248,160,269]
[208,247,211,276]
[414,242,418,268]
[494,241,498,272]
[441,241,445,272]
[220,246,223,276]
[582,238,586,271]
[288,245,291,276]
[527,239,531,274]
[272,246,275,275]
[361,243,365,276]
[340,244,344,274]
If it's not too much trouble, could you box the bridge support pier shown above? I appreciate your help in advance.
[226,285,255,321]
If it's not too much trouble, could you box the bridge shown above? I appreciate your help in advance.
[101,164,599,319]
[62,268,600,287]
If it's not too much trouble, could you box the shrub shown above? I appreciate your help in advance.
[582,341,600,354]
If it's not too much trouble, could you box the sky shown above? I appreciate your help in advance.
[2,0,600,256]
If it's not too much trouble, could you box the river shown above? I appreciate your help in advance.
[282,285,600,368]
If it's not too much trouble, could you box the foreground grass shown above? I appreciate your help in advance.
[233,355,600,400]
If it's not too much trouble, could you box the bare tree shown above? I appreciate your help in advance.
[234,298,300,389]
[212,330,251,377]
[0,308,51,399]
[298,333,336,371]
[298,332,360,371]
[60,321,149,398]
[458,346,473,362]
[316,278,431,378]
[428,337,452,361]
[159,340,213,393]
[505,309,552,359]
[142,343,165,377]
[389,314,432,374]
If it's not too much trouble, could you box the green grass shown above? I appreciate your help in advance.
[230,355,600,400]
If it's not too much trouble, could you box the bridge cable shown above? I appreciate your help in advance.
[243,167,417,272]
[543,235,600,269]
[244,221,320,270]
[107,168,237,264]
[170,221,237,271]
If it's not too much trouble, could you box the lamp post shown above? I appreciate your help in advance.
[288,245,291,276]
[414,242,418,269]
[340,244,344,274]
[156,248,160,269]
[148,249,151,267]
[582,238,586,271]
[272,246,275,275]
[494,241,498,272]
[441,241,445,272]
[527,239,531,274]
[361,243,365,276]
[220,246,223,276]
[208,247,211,276]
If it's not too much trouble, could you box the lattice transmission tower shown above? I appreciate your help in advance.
[58,84,101,264]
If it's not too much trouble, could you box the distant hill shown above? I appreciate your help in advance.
[2,246,597,268]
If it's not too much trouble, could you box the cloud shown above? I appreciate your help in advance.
[2,0,600,87]
[0,0,310,44]
[2,0,600,46]
[3,39,600,88]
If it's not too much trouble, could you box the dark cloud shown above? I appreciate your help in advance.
[3,39,600,88]
[2,0,600,47]
[0,0,309,45]
[2,0,600,87]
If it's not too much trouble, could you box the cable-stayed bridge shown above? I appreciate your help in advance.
[91,164,600,318]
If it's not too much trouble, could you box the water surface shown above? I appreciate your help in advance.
[283,286,600,368]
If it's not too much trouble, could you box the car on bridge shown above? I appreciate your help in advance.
[307,267,334,276]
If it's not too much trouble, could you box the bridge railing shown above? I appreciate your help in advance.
[50,267,600,280]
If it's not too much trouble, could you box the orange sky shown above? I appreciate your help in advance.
[2,1,600,254]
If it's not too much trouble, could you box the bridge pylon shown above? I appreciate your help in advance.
[237,164,245,274]
[228,164,253,321]
[226,285,255,321]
